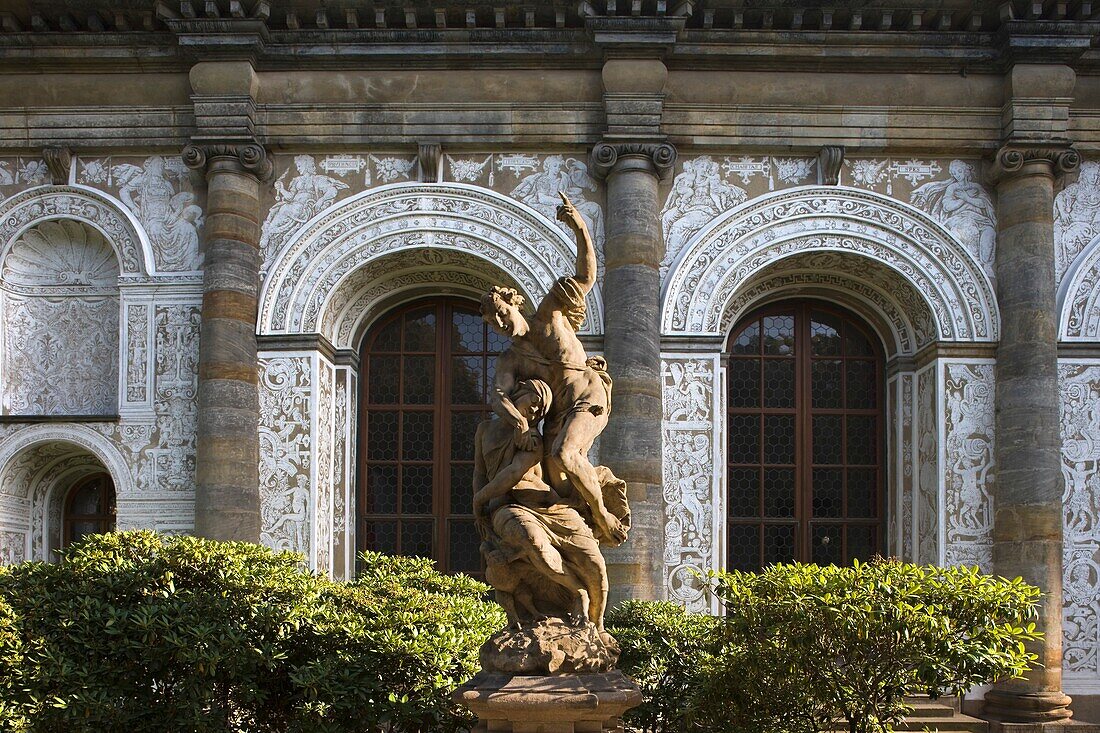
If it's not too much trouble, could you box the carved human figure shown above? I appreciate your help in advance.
[116,156,203,271]
[660,156,747,272]
[1055,161,1100,280]
[910,160,996,269]
[511,156,605,253]
[473,378,610,628]
[260,155,348,264]
[482,194,626,547]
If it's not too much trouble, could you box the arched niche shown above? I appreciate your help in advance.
[259,182,604,338]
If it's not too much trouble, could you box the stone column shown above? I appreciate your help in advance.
[591,141,675,603]
[182,143,272,542]
[984,144,1079,726]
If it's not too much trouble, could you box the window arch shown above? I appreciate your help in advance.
[357,297,506,575]
[726,300,885,569]
[63,473,116,547]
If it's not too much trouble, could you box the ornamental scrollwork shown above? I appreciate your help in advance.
[942,362,994,571]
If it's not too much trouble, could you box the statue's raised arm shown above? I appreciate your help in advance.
[555,191,597,295]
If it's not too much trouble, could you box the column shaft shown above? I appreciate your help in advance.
[600,154,665,603]
[190,150,266,542]
[986,152,1073,724]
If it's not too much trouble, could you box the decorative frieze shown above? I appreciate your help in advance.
[942,362,995,570]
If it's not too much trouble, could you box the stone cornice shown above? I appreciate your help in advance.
[182,142,274,182]
[988,142,1080,183]
[590,141,677,180]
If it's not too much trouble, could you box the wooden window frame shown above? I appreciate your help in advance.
[62,472,116,547]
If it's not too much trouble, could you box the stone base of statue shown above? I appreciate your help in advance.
[453,670,642,733]
[453,617,642,732]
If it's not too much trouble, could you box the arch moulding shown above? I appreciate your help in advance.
[1059,233,1100,341]
[259,182,604,339]
[0,425,134,501]
[661,186,999,344]
[0,185,155,278]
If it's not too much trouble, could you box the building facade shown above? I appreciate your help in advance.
[0,0,1098,723]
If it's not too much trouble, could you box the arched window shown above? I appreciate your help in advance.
[726,301,884,570]
[358,298,506,575]
[63,473,116,547]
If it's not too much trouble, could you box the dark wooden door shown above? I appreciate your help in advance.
[357,298,507,575]
[726,301,884,570]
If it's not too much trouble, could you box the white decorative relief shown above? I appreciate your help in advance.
[3,220,119,291]
[910,161,996,274]
[1060,362,1100,682]
[0,531,26,565]
[259,183,604,337]
[2,294,119,415]
[314,358,336,576]
[661,355,722,613]
[916,364,941,565]
[149,304,200,492]
[259,354,313,556]
[509,155,605,264]
[1055,162,1100,285]
[0,157,49,188]
[661,187,998,344]
[332,368,355,580]
[124,303,152,405]
[900,373,915,562]
[942,362,994,570]
[660,156,747,276]
[261,155,349,269]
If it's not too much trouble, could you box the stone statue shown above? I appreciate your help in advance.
[472,192,630,673]
[455,193,643,732]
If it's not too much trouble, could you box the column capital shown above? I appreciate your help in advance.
[182,141,274,183]
[589,141,677,181]
[989,142,1080,184]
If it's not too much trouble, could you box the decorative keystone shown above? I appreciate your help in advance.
[42,147,72,185]
[817,145,844,185]
[418,142,442,183]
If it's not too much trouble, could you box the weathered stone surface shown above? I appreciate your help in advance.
[479,618,620,675]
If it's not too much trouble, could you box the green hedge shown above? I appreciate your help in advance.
[612,560,1042,733]
[0,531,505,733]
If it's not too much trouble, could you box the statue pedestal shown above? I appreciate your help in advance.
[453,670,643,733]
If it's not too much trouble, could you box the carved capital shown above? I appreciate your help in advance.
[989,143,1080,184]
[42,146,71,185]
[590,141,677,181]
[182,142,274,183]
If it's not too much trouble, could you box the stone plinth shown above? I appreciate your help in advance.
[453,671,643,733]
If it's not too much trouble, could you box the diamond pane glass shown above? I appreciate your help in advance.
[403,356,435,404]
[846,416,876,465]
[402,411,434,461]
[364,465,398,514]
[812,524,842,565]
[763,468,795,518]
[813,415,843,464]
[728,524,760,571]
[368,356,399,404]
[372,318,401,351]
[452,357,485,404]
[811,312,842,356]
[764,415,795,464]
[847,468,877,518]
[846,360,876,409]
[812,360,842,408]
[763,524,796,565]
[732,321,761,355]
[451,311,485,354]
[763,315,795,355]
[448,519,482,573]
[763,359,795,408]
[362,520,398,554]
[367,411,398,461]
[728,414,760,465]
[728,467,760,518]
[403,309,436,351]
[812,468,843,518]
[401,465,434,515]
[728,359,761,408]
[403,520,434,558]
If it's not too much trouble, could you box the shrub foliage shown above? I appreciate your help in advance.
[0,531,505,733]
[612,559,1042,733]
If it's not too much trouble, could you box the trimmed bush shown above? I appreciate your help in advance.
[0,531,505,733]
[611,560,1042,733]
